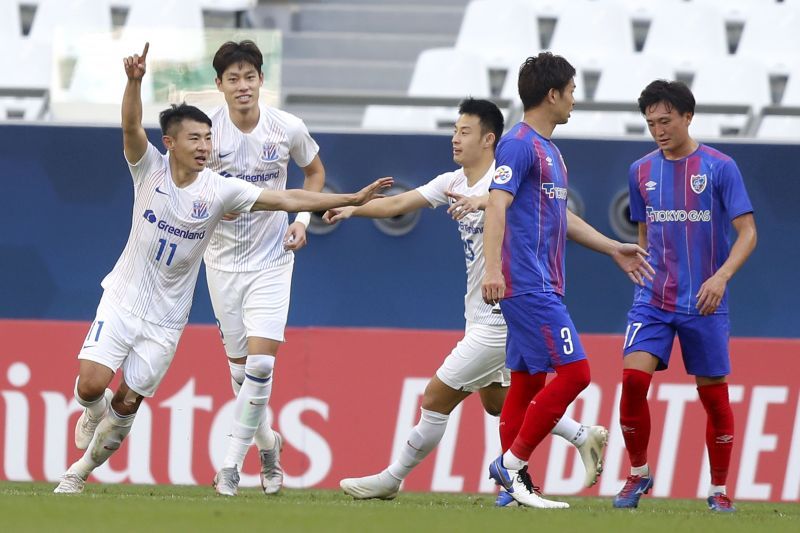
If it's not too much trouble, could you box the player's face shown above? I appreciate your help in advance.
[216,62,263,113]
[554,79,576,124]
[644,101,693,157]
[164,120,212,173]
[452,114,488,167]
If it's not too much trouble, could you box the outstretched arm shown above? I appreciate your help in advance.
[121,42,150,164]
[444,191,489,220]
[566,210,654,286]
[323,189,430,223]
[695,213,757,315]
[252,177,393,213]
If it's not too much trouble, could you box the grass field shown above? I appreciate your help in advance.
[2,482,798,533]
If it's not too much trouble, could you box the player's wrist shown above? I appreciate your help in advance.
[294,212,311,228]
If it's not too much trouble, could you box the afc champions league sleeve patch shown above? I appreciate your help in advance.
[493,165,513,185]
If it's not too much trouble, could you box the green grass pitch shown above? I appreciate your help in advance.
[2,482,798,532]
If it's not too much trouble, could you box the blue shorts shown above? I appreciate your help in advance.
[500,292,587,373]
[622,303,731,377]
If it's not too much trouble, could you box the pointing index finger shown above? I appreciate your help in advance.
[141,42,150,60]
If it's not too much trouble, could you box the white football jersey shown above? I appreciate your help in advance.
[101,144,261,329]
[203,104,320,272]
[416,163,505,327]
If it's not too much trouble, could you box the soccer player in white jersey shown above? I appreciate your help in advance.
[53,43,392,494]
[324,99,608,504]
[201,40,327,497]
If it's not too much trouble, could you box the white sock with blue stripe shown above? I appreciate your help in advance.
[223,354,275,469]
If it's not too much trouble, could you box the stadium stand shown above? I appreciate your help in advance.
[0,0,797,140]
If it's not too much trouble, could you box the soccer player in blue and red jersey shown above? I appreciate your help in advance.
[481,52,655,509]
[613,80,757,513]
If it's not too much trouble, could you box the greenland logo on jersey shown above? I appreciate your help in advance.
[260,142,279,162]
[142,209,206,239]
[645,180,657,191]
[191,200,210,220]
[646,206,711,223]
[493,165,513,184]
[541,182,568,200]
[690,174,707,194]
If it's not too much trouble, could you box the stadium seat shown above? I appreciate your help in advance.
[28,0,113,54]
[122,0,206,63]
[408,48,490,98]
[547,0,636,61]
[736,3,799,74]
[684,57,771,136]
[362,48,488,132]
[455,0,538,70]
[642,2,729,60]
[0,1,51,98]
[63,41,155,104]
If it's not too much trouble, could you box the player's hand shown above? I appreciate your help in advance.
[123,42,149,81]
[352,177,393,206]
[323,206,356,224]
[482,269,506,305]
[696,273,727,315]
[221,212,240,221]
[445,191,484,220]
[612,243,654,286]
[283,221,307,251]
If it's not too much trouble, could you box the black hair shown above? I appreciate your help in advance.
[212,40,263,78]
[638,79,696,116]
[517,52,576,110]
[458,97,504,149]
[159,104,212,136]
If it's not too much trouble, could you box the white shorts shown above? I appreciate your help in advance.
[435,321,510,393]
[206,260,294,358]
[78,293,183,398]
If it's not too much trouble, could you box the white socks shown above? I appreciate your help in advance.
[551,416,588,446]
[632,464,650,477]
[229,359,277,452]
[502,450,527,470]
[69,407,136,478]
[224,354,275,469]
[74,378,108,420]
[386,408,449,481]
[709,484,727,497]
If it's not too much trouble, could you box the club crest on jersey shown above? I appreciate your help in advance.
[690,174,707,194]
[191,200,209,220]
[260,142,279,162]
[493,165,512,184]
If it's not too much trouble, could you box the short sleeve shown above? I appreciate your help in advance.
[716,159,754,220]
[490,137,533,197]
[628,162,647,222]
[127,143,163,186]
[288,119,320,169]
[415,172,453,208]
[217,173,262,213]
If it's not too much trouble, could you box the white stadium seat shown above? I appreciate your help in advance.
[642,2,729,60]
[122,0,206,63]
[455,0,538,70]
[28,0,113,53]
[547,0,637,61]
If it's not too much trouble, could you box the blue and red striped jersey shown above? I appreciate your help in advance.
[490,122,569,298]
[629,144,753,314]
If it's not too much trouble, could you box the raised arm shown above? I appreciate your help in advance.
[481,189,513,304]
[252,177,393,213]
[122,42,150,164]
[566,210,654,285]
[323,189,430,223]
[695,213,757,315]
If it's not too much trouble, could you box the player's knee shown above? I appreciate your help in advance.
[228,360,246,386]
[245,354,275,380]
[483,402,503,417]
[622,368,651,399]
[76,378,106,403]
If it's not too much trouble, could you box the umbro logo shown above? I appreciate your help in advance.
[645,181,657,191]
[716,434,734,444]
